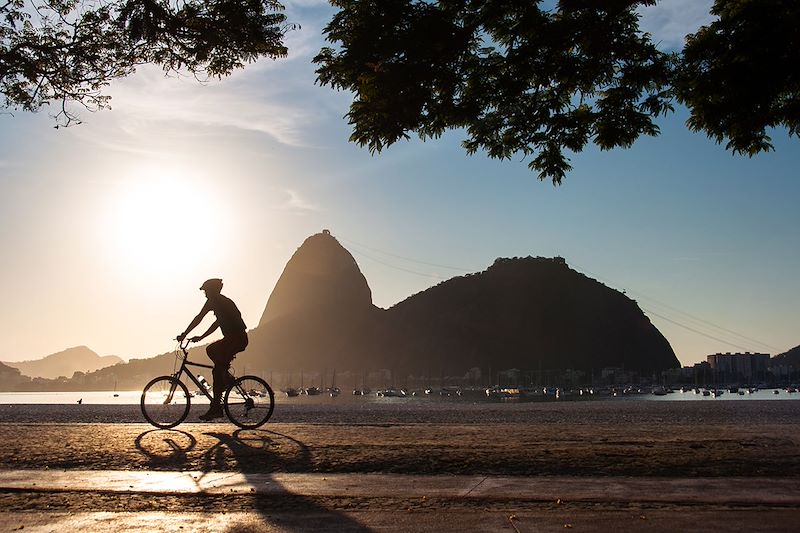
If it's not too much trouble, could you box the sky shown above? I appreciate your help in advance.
[1,0,798,367]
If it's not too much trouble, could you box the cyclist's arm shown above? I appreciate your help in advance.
[190,321,219,343]
[178,303,211,341]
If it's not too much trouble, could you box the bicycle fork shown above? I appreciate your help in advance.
[163,375,181,405]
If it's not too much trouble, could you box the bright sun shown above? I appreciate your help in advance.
[107,166,225,281]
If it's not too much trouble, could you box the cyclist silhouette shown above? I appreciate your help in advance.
[177,278,248,421]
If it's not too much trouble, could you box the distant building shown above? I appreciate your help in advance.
[707,352,769,382]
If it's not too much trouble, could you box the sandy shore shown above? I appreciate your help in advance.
[2,401,800,531]
[1,400,798,477]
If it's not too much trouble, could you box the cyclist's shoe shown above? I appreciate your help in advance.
[199,406,224,421]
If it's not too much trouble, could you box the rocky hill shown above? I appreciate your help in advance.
[0,361,27,389]
[241,231,678,376]
[772,345,800,367]
[17,231,680,391]
[259,229,376,326]
[371,256,678,375]
[241,230,380,373]
[3,346,123,380]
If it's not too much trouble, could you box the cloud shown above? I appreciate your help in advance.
[63,56,329,157]
[279,189,320,213]
[638,0,716,50]
[111,67,317,145]
[65,0,341,153]
[40,4,348,156]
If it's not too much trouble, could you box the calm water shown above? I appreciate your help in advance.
[0,388,798,425]
[0,387,797,405]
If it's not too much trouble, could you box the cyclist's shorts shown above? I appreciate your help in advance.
[207,333,248,363]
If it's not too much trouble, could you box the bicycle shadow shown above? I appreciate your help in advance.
[135,429,197,469]
[136,427,373,532]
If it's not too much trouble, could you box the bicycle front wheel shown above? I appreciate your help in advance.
[141,376,191,429]
[224,375,275,429]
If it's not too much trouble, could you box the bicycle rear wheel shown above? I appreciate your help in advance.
[223,375,275,429]
[141,376,191,429]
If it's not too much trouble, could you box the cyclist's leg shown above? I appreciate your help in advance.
[211,354,234,401]
[214,334,247,392]
[203,333,248,420]
[202,340,234,418]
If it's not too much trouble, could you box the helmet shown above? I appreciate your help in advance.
[200,278,223,292]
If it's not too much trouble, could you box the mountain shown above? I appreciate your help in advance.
[772,345,800,366]
[3,346,124,379]
[259,229,375,326]
[372,256,678,375]
[0,361,26,388]
[242,229,380,373]
[240,232,678,376]
[16,231,679,391]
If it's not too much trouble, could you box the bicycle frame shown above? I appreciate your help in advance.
[142,339,274,429]
[166,340,250,405]
[166,341,216,403]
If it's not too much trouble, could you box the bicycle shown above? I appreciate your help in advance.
[140,339,275,429]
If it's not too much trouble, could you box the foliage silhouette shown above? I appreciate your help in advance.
[1,0,293,125]
[675,0,800,156]
[314,0,799,183]
[4,1,797,183]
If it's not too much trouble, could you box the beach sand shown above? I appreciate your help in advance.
[1,400,798,477]
[2,400,800,530]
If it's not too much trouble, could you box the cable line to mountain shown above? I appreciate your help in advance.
[641,307,754,353]
[340,236,776,354]
[628,291,778,352]
[338,235,476,272]
[346,244,450,280]
[570,257,778,351]
[555,260,777,353]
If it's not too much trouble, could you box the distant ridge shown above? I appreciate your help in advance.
[3,346,123,379]
[246,230,380,372]
[6,231,681,391]
[259,229,375,326]
[240,232,679,376]
[773,345,800,367]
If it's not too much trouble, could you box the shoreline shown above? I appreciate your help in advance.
[2,396,800,423]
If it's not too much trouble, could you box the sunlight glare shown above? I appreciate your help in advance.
[106,165,226,283]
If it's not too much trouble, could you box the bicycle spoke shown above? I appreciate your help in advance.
[141,376,191,429]
[224,376,274,429]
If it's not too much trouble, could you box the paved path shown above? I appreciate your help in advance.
[3,469,800,505]
[2,409,800,531]
[2,470,799,532]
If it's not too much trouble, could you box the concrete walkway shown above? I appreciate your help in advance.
[2,469,800,505]
[2,470,799,532]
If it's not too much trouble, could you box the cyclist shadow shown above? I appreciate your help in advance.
[199,429,310,473]
[202,429,372,532]
[136,428,373,532]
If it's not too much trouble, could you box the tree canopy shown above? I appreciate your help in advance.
[676,0,800,157]
[2,1,798,183]
[315,0,799,183]
[1,0,292,126]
